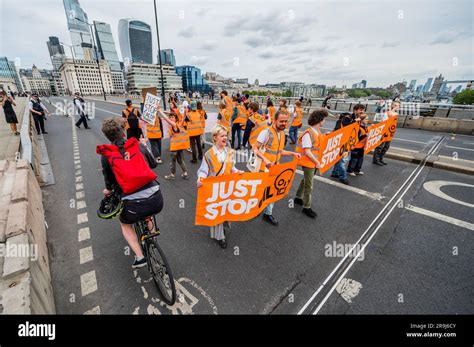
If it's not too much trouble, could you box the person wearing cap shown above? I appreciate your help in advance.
[74,92,90,130]
[29,93,51,135]
[122,99,143,140]
[185,100,204,163]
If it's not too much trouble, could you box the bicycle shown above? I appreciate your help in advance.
[133,214,176,305]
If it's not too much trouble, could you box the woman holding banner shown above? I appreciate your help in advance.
[348,114,369,175]
[373,101,400,166]
[294,109,328,219]
[197,125,244,249]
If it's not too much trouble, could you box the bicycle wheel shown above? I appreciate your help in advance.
[146,239,176,305]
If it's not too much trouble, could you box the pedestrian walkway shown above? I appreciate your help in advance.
[0,97,27,160]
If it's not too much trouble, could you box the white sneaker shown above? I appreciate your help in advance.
[356,171,364,175]
[156,158,162,164]
[348,172,356,176]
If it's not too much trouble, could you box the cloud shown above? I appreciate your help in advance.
[382,41,400,48]
[258,51,278,59]
[201,40,217,50]
[189,55,209,65]
[244,36,267,48]
[430,30,471,44]
[178,26,194,38]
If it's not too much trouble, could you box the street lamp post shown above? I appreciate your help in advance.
[75,17,107,101]
[154,0,167,110]
[61,42,83,96]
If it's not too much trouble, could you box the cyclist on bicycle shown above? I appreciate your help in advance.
[97,117,163,268]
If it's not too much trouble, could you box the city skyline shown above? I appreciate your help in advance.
[1,0,472,88]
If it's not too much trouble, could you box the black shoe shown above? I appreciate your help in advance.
[198,156,203,161]
[339,178,350,185]
[215,239,227,249]
[75,124,80,129]
[263,213,278,226]
[190,159,198,164]
[330,173,339,178]
[42,131,48,134]
[294,197,303,206]
[380,160,387,165]
[85,127,91,129]
[373,161,383,166]
[14,132,20,136]
[302,208,317,219]
[132,256,147,269]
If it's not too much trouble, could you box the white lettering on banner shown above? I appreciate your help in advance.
[205,198,259,220]
[321,133,343,166]
[206,179,262,203]
[366,124,385,148]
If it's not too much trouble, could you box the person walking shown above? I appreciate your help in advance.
[185,100,204,163]
[373,101,400,166]
[74,92,90,130]
[161,110,189,180]
[197,101,207,149]
[146,111,164,164]
[347,114,368,175]
[242,101,266,148]
[29,93,51,135]
[231,98,247,149]
[197,125,244,249]
[122,99,143,140]
[289,100,303,144]
[294,109,327,218]
[253,110,301,226]
[1,90,19,135]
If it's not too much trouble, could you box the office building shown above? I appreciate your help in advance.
[63,0,93,59]
[0,57,24,93]
[176,65,210,93]
[118,19,153,65]
[158,49,176,66]
[59,58,113,95]
[20,65,53,96]
[125,63,183,93]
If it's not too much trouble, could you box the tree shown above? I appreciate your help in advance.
[453,89,474,105]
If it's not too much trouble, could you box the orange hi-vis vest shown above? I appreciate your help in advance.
[203,148,234,176]
[223,96,234,111]
[172,107,184,125]
[169,126,190,151]
[218,109,232,131]
[260,127,285,172]
[146,117,162,139]
[292,107,303,127]
[296,127,321,168]
[198,109,206,129]
[249,113,269,146]
[123,107,139,130]
[267,106,276,120]
[234,105,247,126]
[354,126,368,149]
[186,110,204,137]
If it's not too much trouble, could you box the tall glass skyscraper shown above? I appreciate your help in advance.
[176,65,210,93]
[118,19,152,65]
[63,0,93,59]
[94,21,121,71]
[0,57,24,92]
[159,49,176,66]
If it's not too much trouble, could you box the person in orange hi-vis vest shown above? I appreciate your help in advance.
[294,109,328,219]
[231,98,247,149]
[348,114,369,176]
[186,100,204,163]
[158,108,189,180]
[246,102,269,148]
[373,101,400,165]
[217,101,232,135]
[289,100,303,144]
[170,100,184,125]
[197,101,207,150]
[220,90,234,112]
[122,99,144,140]
[197,124,244,249]
[252,110,301,227]
[146,111,164,164]
[266,99,276,121]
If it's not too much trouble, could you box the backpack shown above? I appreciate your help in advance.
[96,138,157,194]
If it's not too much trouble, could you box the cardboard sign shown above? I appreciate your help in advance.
[364,116,398,154]
[141,87,157,101]
[195,159,297,227]
[142,93,161,125]
[317,122,359,174]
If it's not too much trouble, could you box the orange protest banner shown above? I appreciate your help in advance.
[317,122,359,174]
[364,116,398,155]
[195,159,297,227]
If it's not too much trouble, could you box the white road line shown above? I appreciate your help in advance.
[445,145,474,152]
[78,227,90,242]
[94,106,121,116]
[76,176,83,182]
[79,246,94,264]
[80,271,98,296]
[405,204,474,231]
[76,183,84,191]
[296,169,384,201]
[84,306,101,314]
[76,170,82,176]
[76,191,85,199]
[423,181,474,208]
[392,138,426,144]
[76,200,87,210]
[75,164,81,169]
[77,212,88,224]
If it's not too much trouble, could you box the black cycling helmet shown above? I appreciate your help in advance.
[97,190,123,219]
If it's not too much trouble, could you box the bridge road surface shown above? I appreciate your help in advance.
[40,97,473,314]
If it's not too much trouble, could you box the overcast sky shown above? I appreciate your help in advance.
[1,0,472,87]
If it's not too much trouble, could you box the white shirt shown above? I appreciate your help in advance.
[74,98,85,114]
[301,127,319,149]
[197,145,238,179]
[256,128,282,147]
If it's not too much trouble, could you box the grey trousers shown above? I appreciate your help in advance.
[296,166,316,209]
[170,150,187,174]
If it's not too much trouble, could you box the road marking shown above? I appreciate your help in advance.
[76,200,86,210]
[75,164,81,169]
[76,170,82,176]
[297,169,385,201]
[335,278,363,303]
[445,145,474,152]
[405,204,474,231]
[95,106,121,116]
[77,212,88,224]
[84,306,101,314]
[76,191,85,199]
[79,246,94,264]
[81,271,98,296]
[75,176,83,182]
[76,183,84,191]
[392,138,426,144]
[423,181,474,208]
[78,227,90,242]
